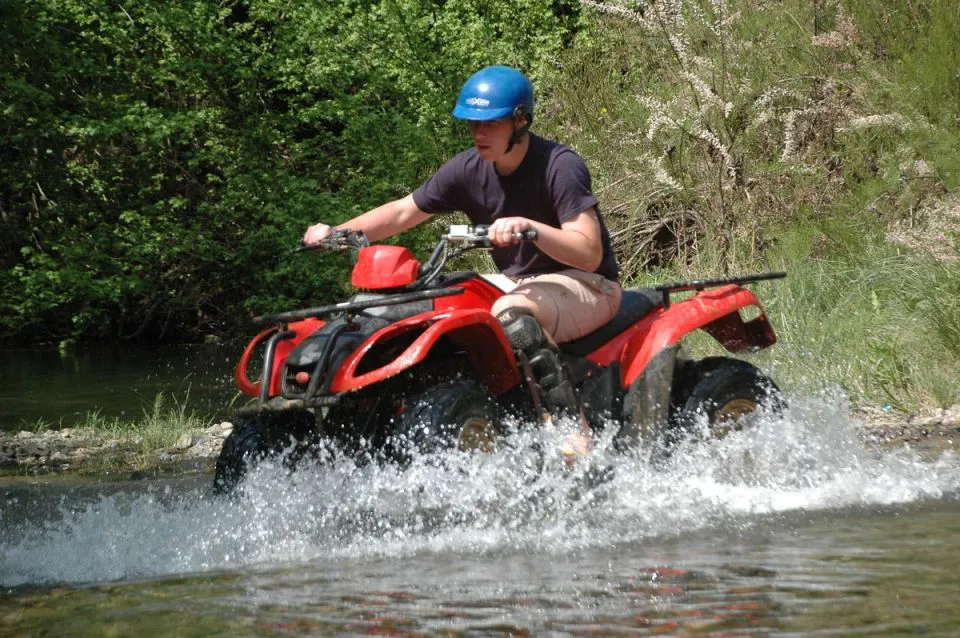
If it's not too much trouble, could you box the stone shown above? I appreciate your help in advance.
[910,412,943,428]
[174,433,195,450]
[18,441,45,458]
[941,405,960,428]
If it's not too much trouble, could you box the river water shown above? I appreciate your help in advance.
[2,394,960,636]
[0,345,238,430]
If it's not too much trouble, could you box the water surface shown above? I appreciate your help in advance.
[3,395,959,635]
[0,345,239,430]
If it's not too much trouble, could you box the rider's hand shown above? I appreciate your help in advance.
[304,223,334,246]
[488,217,535,247]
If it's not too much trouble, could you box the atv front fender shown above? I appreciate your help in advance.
[328,309,522,395]
[620,285,775,387]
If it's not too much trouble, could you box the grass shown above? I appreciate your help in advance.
[16,393,211,475]
[530,0,960,413]
[758,245,960,411]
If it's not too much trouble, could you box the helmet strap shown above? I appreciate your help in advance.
[504,105,532,154]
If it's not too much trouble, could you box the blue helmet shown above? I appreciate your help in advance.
[452,66,534,122]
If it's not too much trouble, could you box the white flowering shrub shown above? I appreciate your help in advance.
[540,0,950,278]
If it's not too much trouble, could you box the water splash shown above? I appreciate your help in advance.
[2,392,958,587]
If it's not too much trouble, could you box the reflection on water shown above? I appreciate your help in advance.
[0,345,241,430]
[3,503,960,636]
[2,392,960,635]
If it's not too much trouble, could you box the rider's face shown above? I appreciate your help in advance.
[467,118,515,160]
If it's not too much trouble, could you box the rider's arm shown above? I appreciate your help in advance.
[306,194,432,244]
[489,209,604,273]
[335,194,431,242]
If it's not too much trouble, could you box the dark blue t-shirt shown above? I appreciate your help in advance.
[412,134,619,282]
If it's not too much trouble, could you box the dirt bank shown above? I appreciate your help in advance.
[2,404,958,479]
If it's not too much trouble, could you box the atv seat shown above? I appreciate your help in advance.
[559,288,663,357]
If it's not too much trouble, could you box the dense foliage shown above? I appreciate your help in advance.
[0,0,582,342]
[4,0,958,415]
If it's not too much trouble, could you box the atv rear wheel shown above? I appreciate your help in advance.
[389,381,502,463]
[213,409,320,495]
[673,357,783,441]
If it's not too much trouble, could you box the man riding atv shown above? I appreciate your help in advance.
[304,66,622,460]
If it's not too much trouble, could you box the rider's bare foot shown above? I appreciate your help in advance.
[560,430,594,467]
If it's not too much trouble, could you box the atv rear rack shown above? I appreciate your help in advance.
[654,272,785,309]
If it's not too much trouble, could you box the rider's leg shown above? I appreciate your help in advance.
[495,306,579,416]
[491,270,622,344]
[493,270,622,459]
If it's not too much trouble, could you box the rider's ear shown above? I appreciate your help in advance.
[513,105,532,129]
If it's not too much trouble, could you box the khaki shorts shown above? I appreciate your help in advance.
[490,269,622,343]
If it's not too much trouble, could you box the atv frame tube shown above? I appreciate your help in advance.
[302,321,354,398]
[259,329,296,404]
[655,272,786,309]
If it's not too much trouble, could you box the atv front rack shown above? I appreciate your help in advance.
[655,272,785,309]
[254,287,465,324]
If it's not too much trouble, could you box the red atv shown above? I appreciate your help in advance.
[214,225,785,493]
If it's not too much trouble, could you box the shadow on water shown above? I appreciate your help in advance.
[0,344,242,431]
[2,391,960,634]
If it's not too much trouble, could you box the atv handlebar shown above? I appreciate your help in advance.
[296,224,536,254]
[294,224,537,291]
[445,224,538,247]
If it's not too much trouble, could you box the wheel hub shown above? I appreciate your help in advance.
[712,398,758,438]
[458,417,498,452]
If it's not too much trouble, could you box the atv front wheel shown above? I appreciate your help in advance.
[389,381,502,463]
[213,409,320,495]
[674,357,784,441]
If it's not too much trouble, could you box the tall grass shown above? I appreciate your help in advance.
[758,243,960,411]
[534,0,960,411]
[25,392,208,470]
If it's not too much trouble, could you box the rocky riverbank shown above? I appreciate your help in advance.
[2,404,959,479]
[0,422,234,478]
[853,404,960,456]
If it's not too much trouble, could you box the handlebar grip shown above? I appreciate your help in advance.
[294,229,368,253]
[296,236,341,252]
[293,242,321,253]
[516,230,537,241]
